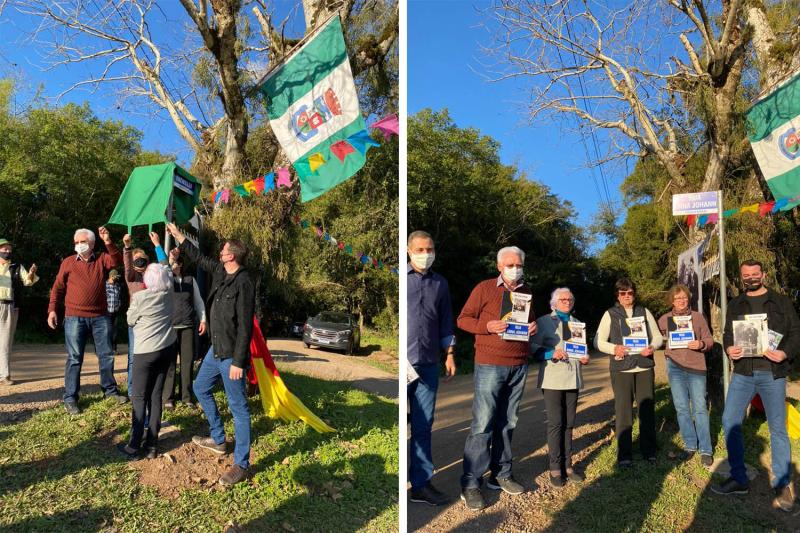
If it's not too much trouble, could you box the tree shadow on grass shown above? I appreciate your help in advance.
[542,385,686,533]
[2,505,115,533]
[240,453,397,533]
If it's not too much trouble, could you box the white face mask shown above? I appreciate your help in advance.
[504,266,523,283]
[75,243,90,255]
[410,252,435,271]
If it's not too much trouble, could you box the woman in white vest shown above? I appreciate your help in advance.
[531,287,589,487]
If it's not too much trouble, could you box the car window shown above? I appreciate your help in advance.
[317,312,349,323]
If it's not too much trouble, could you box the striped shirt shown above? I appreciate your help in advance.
[106,281,121,313]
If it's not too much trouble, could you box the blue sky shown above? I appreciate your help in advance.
[0,2,307,167]
[408,0,624,236]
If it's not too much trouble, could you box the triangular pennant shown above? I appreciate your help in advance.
[773,198,789,212]
[277,168,292,188]
[233,184,248,196]
[323,233,331,241]
[687,214,697,226]
[347,129,381,155]
[369,114,399,140]
[337,241,345,250]
[759,201,775,217]
[740,204,759,214]
[361,254,369,265]
[371,258,379,267]
[723,209,737,218]
[253,176,265,194]
[707,213,719,225]
[308,153,326,173]
[329,236,337,245]
[214,191,223,204]
[315,226,323,237]
[698,215,708,227]
[292,215,301,224]
[345,245,353,255]
[330,140,356,162]
[243,180,257,194]
[300,220,310,229]
[222,189,231,204]
[264,172,275,192]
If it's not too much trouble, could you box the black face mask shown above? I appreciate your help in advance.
[0,252,10,260]
[133,258,147,268]
[743,278,763,292]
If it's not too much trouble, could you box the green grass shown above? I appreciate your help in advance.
[359,330,398,357]
[0,372,398,532]
[546,385,800,532]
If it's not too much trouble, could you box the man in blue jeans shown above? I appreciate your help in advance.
[456,246,537,511]
[48,227,127,414]
[167,223,255,487]
[407,231,457,506]
[712,260,799,512]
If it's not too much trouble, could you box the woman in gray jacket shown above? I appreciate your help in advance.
[118,263,176,460]
[531,287,589,487]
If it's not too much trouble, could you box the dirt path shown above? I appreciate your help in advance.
[0,339,397,424]
[407,352,800,532]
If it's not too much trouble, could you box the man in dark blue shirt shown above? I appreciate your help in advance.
[407,230,457,506]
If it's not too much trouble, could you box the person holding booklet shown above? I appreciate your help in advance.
[530,287,589,487]
[712,260,800,513]
[657,284,714,466]
[595,278,663,467]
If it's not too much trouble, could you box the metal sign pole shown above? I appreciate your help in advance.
[165,187,174,254]
[718,190,729,400]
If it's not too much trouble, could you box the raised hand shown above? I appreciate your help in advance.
[169,247,180,261]
[98,226,112,245]
[28,263,37,277]
[166,223,186,244]
[149,232,161,247]
[122,234,132,248]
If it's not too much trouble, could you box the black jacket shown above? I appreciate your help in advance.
[723,288,800,379]
[179,240,254,369]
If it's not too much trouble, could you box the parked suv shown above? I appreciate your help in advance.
[303,311,361,355]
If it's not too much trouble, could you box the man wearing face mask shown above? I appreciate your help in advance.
[166,222,254,487]
[712,260,800,513]
[407,230,457,506]
[457,246,537,511]
[0,238,39,386]
[48,227,125,414]
[121,233,153,394]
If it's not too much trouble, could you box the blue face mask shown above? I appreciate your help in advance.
[555,310,570,322]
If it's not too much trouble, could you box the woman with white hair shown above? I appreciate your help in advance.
[118,263,176,460]
[530,287,589,487]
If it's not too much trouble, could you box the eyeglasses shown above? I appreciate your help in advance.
[618,290,634,296]
[673,296,689,301]
[557,298,574,302]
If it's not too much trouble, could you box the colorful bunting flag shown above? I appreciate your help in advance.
[759,201,775,216]
[277,168,292,188]
[264,173,275,192]
[243,180,257,194]
[222,189,230,204]
[347,129,381,155]
[369,114,399,140]
[308,153,326,173]
[330,140,356,162]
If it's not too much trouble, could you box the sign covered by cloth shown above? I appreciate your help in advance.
[746,71,800,205]
[108,163,202,232]
[258,16,368,203]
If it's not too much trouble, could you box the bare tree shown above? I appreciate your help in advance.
[14,0,398,190]
[486,0,761,193]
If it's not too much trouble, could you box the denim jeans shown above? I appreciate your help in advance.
[461,362,528,489]
[193,346,251,469]
[127,326,135,392]
[666,358,712,456]
[63,315,118,403]
[722,371,791,489]
[408,363,439,489]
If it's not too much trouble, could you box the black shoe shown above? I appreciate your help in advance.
[549,473,565,487]
[711,477,749,495]
[219,464,248,486]
[64,402,81,415]
[410,483,449,506]
[565,469,585,483]
[700,454,713,467]
[486,475,524,495]
[460,487,486,511]
[678,450,696,461]
[117,443,140,461]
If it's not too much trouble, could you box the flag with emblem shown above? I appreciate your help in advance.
[258,16,372,202]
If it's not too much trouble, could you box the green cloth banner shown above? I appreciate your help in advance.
[108,163,202,232]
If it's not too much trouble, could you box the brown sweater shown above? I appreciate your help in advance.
[48,245,122,317]
[657,310,714,372]
[123,248,145,294]
[457,277,534,366]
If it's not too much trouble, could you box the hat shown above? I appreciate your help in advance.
[0,239,10,247]
[109,269,120,279]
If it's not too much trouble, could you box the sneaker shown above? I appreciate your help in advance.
[549,473,565,487]
[678,450,696,461]
[0,377,14,386]
[711,477,749,495]
[486,475,525,495]
[107,393,129,405]
[192,435,227,455]
[184,401,196,409]
[410,483,449,506]
[219,464,248,486]
[773,485,795,512]
[700,454,713,467]
[460,487,486,511]
[145,447,158,460]
[163,401,175,411]
[565,469,585,482]
[116,443,140,461]
[64,402,81,415]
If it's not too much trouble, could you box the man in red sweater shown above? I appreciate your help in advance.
[457,246,537,511]
[48,227,126,414]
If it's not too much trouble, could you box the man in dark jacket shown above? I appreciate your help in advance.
[167,223,255,487]
[712,260,800,513]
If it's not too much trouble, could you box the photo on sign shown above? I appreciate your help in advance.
[677,242,703,312]
[567,321,586,343]
[625,316,647,337]
[733,318,767,357]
